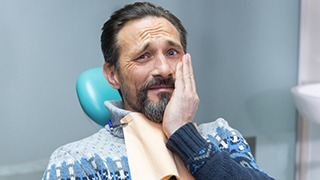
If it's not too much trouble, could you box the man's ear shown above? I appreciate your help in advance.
[103,63,120,89]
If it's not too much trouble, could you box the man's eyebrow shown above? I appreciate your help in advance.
[141,42,150,52]
[166,39,181,48]
[132,42,150,55]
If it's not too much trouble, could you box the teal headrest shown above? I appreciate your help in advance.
[76,67,122,126]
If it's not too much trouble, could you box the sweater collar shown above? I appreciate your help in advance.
[104,100,130,138]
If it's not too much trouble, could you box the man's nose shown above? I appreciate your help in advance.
[152,54,174,78]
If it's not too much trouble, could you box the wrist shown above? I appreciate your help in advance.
[163,121,188,137]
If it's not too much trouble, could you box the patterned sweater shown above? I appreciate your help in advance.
[43,101,274,180]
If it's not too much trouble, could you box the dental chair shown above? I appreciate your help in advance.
[76,67,121,126]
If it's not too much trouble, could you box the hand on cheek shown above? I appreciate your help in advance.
[162,53,200,137]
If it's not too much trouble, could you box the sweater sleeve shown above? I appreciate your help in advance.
[166,122,275,180]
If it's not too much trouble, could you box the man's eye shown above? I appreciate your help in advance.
[137,53,149,60]
[138,54,147,59]
[167,49,178,56]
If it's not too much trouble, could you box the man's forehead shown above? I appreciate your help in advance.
[117,17,181,53]
[118,17,179,41]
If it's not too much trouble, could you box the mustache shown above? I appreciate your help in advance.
[140,76,175,91]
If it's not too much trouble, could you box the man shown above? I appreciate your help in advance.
[43,2,274,180]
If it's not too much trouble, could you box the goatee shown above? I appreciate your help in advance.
[122,76,174,123]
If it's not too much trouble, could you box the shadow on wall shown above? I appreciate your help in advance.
[245,136,256,158]
[246,88,296,134]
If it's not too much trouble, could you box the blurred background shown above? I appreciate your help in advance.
[0,0,304,179]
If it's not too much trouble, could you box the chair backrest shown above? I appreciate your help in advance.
[76,67,121,126]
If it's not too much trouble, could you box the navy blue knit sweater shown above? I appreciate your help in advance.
[43,101,274,180]
[167,122,274,179]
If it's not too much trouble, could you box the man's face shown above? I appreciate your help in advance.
[116,16,184,123]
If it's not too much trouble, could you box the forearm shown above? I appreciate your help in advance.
[166,123,274,180]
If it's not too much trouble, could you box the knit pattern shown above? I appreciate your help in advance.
[43,101,271,179]
[166,119,273,179]
[43,119,263,180]
[43,155,129,180]
[42,126,131,180]
[166,119,261,176]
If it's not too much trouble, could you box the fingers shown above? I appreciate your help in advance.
[174,60,183,92]
[163,53,199,136]
[176,53,196,92]
[187,54,196,92]
[182,54,191,91]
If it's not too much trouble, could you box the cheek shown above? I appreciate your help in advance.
[122,68,148,92]
[172,59,180,68]
[168,59,181,75]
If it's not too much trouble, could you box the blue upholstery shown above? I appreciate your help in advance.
[76,67,121,126]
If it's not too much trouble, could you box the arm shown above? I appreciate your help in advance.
[162,54,274,179]
[166,122,274,180]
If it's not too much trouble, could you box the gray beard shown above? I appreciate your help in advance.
[120,76,174,123]
[139,92,171,123]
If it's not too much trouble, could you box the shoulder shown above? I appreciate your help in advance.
[43,128,129,180]
[198,118,256,162]
[197,118,251,154]
[47,128,125,164]
[197,118,236,137]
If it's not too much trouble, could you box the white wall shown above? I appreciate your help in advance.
[298,0,320,179]
[186,1,299,179]
[0,0,299,179]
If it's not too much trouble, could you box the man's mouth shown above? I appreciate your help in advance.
[148,84,174,92]
[142,76,175,94]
